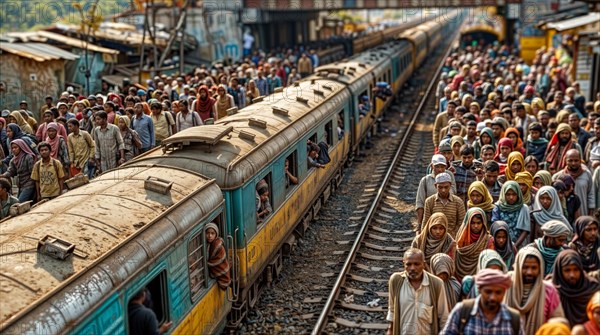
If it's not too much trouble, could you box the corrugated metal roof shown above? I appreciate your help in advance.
[0,43,79,62]
[3,31,119,54]
[546,12,600,32]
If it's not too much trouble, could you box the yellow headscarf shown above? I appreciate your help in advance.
[531,97,545,111]
[587,291,600,324]
[535,322,570,335]
[556,110,570,124]
[9,111,34,134]
[467,181,495,211]
[505,151,524,181]
[515,171,533,205]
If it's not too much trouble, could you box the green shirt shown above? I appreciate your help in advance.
[1,195,19,219]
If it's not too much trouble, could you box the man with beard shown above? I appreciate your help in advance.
[416,154,457,225]
[433,100,457,151]
[440,268,523,335]
[527,220,572,276]
[551,250,600,326]
[452,145,478,203]
[553,149,595,215]
[504,247,564,334]
[386,248,448,335]
[545,123,581,174]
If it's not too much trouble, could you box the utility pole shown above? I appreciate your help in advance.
[74,0,101,96]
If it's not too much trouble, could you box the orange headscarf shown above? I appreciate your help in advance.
[505,127,524,151]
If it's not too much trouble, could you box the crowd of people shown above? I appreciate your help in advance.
[388,41,600,335]
[0,46,323,218]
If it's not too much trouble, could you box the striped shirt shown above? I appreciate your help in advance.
[422,193,466,238]
[415,173,457,209]
[440,297,525,335]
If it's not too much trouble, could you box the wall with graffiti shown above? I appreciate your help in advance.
[187,8,242,63]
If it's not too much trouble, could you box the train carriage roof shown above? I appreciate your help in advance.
[0,166,221,331]
[131,78,351,190]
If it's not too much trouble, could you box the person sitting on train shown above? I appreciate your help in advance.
[256,180,272,223]
[0,178,19,219]
[337,115,344,140]
[285,159,298,188]
[374,82,392,101]
[358,95,370,118]
[205,222,231,290]
[307,142,325,169]
[128,288,172,335]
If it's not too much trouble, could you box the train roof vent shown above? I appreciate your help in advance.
[359,63,367,68]
[226,107,238,116]
[161,125,234,153]
[238,130,256,142]
[311,79,316,84]
[348,66,357,72]
[322,84,333,90]
[293,81,300,87]
[144,176,173,195]
[37,235,75,260]
[296,96,309,104]
[313,89,325,96]
[249,118,268,129]
[274,87,284,93]
[252,96,265,103]
[272,106,289,116]
[326,73,339,80]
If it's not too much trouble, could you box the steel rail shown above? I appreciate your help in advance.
[311,22,463,335]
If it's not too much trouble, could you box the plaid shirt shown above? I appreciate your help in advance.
[485,180,502,202]
[440,297,525,335]
[451,161,477,202]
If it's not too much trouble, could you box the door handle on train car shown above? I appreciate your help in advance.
[234,228,240,299]
[244,233,249,280]
[226,228,239,302]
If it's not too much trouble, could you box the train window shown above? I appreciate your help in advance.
[285,152,298,191]
[127,271,169,334]
[325,121,333,146]
[188,231,207,301]
[256,173,272,225]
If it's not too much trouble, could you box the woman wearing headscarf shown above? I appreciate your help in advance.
[533,170,553,190]
[454,207,494,282]
[552,250,600,326]
[505,127,526,156]
[515,171,533,206]
[0,139,37,202]
[411,213,456,264]
[467,181,495,224]
[492,181,531,249]
[214,84,234,120]
[117,115,141,162]
[569,216,600,273]
[45,122,69,175]
[450,135,464,161]
[193,85,216,122]
[491,221,515,269]
[500,151,525,185]
[505,247,565,335]
[8,111,33,134]
[430,253,461,307]
[494,137,513,174]
[461,249,507,298]
[473,127,495,159]
[531,186,570,241]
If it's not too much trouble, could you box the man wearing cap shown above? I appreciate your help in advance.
[526,220,572,276]
[416,154,457,225]
[439,120,465,143]
[386,248,449,335]
[39,96,54,115]
[434,100,457,150]
[440,268,524,335]
[421,172,466,237]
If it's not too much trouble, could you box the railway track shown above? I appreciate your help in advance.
[310,27,462,335]
[237,23,463,335]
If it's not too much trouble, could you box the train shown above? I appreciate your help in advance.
[0,11,463,335]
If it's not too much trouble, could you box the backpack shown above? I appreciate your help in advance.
[458,299,521,335]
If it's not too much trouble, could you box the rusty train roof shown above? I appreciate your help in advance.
[0,165,221,330]
[132,78,351,189]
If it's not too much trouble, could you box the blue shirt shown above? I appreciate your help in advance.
[440,296,525,335]
[132,114,155,149]
[255,77,268,96]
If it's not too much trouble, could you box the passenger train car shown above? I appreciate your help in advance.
[0,11,463,335]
